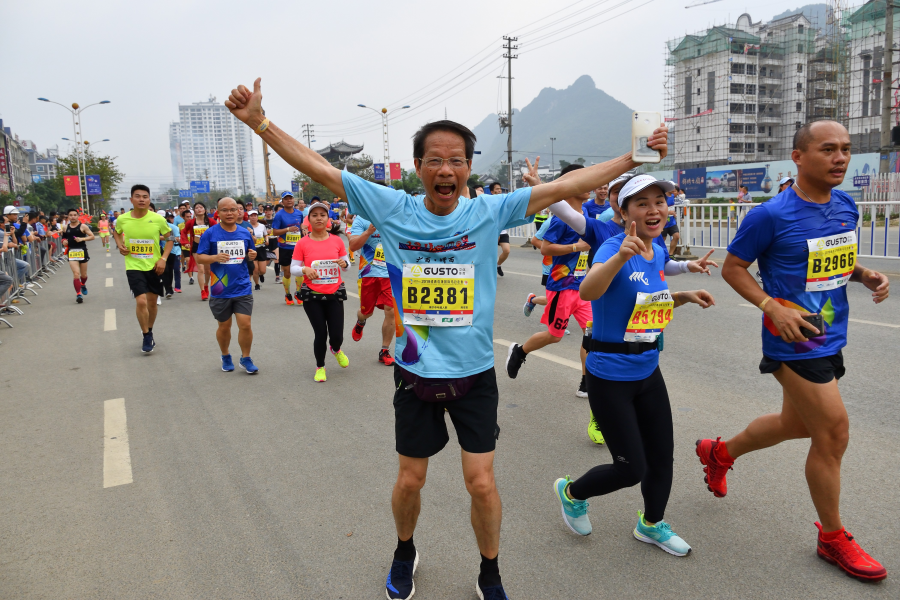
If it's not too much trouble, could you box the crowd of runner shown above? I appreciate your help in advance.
[6,79,890,599]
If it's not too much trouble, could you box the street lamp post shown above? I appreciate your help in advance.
[358,104,411,182]
[37,98,110,212]
[550,137,556,178]
[83,139,110,213]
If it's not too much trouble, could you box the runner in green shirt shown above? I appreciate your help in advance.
[112,184,173,353]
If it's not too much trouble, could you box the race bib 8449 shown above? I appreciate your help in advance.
[402,264,474,327]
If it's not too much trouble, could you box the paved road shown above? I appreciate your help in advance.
[1,237,898,599]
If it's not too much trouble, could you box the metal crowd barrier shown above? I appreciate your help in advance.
[677,201,900,260]
[1,236,69,340]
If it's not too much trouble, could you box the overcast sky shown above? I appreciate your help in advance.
[2,0,801,192]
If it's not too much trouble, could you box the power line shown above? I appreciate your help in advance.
[520,0,656,54]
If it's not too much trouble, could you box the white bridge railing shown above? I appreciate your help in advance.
[678,201,900,259]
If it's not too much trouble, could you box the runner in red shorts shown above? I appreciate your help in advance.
[348,215,395,365]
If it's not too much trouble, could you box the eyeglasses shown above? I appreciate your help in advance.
[420,157,469,170]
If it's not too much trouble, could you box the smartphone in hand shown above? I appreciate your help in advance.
[632,111,662,164]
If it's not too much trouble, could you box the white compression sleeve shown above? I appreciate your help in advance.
[290,259,305,278]
[547,201,586,235]
[664,259,691,276]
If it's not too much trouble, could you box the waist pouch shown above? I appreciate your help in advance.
[582,337,660,354]
[398,366,481,402]
[300,283,347,302]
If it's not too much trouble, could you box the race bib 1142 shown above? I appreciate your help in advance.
[310,260,340,285]
[624,290,674,342]
[402,264,474,327]
[806,231,856,291]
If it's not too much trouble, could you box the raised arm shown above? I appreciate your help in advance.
[226,79,346,198]
[526,128,668,216]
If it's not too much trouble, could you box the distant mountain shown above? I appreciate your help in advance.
[470,75,633,174]
[772,3,829,29]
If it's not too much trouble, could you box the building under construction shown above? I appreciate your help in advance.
[665,11,843,170]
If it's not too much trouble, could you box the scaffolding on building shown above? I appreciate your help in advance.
[663,9,851,172]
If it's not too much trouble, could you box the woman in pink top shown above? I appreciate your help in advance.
[291,201,351,382]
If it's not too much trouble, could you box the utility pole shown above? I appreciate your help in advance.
[237,154,247,197]
[262,140,275,202]
[503,36,518,191]
[881,1,894,174]
[204,168,210,204]
[302,124,315,148]
[550,137,556,177]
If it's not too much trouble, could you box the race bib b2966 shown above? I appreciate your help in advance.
[806,231,856,291]
[624,290,674,342]
[402,264,474,327]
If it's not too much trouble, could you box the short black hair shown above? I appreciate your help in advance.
[131,184,150,196]
[792,120,847,151]
[28,212,38,220]
[67,208,78,215]
[489,182,502,192]
[559,163,585,178]
[149,203,156,211]
[412,120,476,160]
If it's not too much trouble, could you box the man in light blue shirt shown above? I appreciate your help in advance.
[224,78,668,599]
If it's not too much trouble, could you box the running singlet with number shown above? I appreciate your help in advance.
[63,223,87,260]
[250,223,267,250]
[350,216,388,279]
[196,224,254,298]
[543,217,589,292]
[727,188,859,360]
[272,209,304,249]
[292,234,347,294]
[342,171,533,378]
[586,233,669,381]
[114,211,171,271]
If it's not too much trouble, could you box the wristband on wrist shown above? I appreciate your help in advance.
[255,118,270,134]
[572,244,577,253]
[758,296,772,310]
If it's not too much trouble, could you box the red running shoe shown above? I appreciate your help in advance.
[285,294,294,306]
[695,437,733,498]
[352,320,366,342]
[815,522,887,581]
[200,288,209,301]
[379,349,394,366]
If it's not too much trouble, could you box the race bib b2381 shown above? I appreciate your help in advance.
[402,264,474,327]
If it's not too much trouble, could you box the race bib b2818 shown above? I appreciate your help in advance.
[402,264,474,327]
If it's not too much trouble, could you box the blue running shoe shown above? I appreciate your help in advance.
[239,356,259,374]
[553,477,591,535]
[81,285,88,296]
[141,332,155,354]
[476,580,511,599]
[385,551,418,600]
[633,510,691,556]
[523,293,536,317]
[221,354,235,372]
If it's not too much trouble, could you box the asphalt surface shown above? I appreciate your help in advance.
[1,237,899,599]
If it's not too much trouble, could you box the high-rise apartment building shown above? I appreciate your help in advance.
[665,12,839,170]
[169,96,256,195]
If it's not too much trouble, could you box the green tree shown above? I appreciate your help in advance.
[558,157,585,171]
[293,172,336,203]
[56,149,125,214]
[396,168,423,194]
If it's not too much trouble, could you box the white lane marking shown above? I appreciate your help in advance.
[346,291,359,298]
[500,270,542,278]
[105,278,113,287]
[738,304,899,328]
[104,309,116,331]
[103,398,133,488]
[494,338,582,370]
[106,263,111,269]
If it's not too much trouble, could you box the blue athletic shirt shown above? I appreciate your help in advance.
[543,217,588,292]
[533,217,554,276]
[196,224,254,298]
[163,222,181,256]
[586,233,668,381]
[343,171,533,378]
[272,208,303,250]
[665,196,676,228]
[350,216,388,279]
[582,200,607,221]
[727,188,858,360]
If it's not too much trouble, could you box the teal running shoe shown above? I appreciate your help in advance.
[553,477,591,536]
[633,510,691,556]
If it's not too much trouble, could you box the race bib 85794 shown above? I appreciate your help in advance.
[402,264,474,327]
[624,290,674,342]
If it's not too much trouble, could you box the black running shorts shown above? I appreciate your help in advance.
[278,247,295,267]
[498,233,510,245]
[392,365,500,458]
[209,294,253,322]
[759,351,844,384]
[126,269,163,297]
[663,224,680,237]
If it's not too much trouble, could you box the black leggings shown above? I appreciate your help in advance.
[568,367,673,523]
[303,297,344,367]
